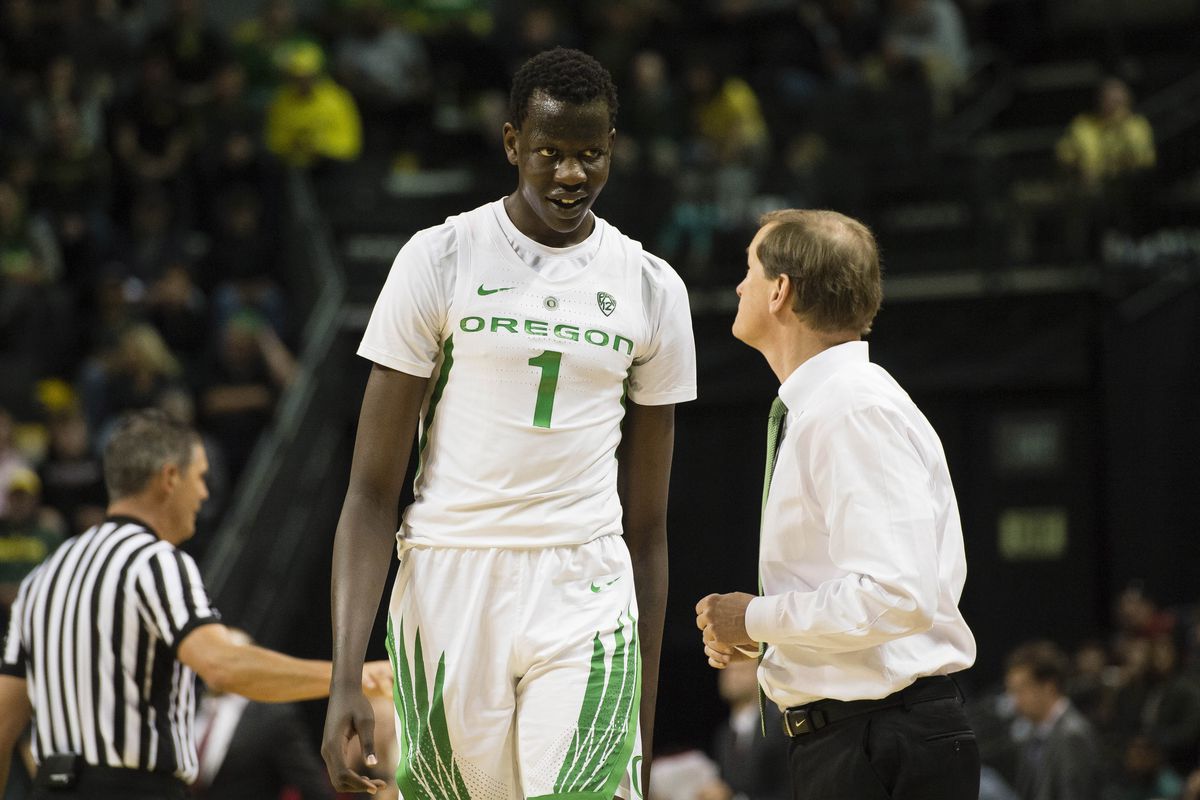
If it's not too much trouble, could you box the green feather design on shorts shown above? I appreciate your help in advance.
[386,618,470,800]
[551,611,642,797]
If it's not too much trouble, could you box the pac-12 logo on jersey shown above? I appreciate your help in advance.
[597,292,617,317]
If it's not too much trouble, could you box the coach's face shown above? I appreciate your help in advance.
[168,443,209,542]
[503,90,614,248]
[733,223,780,350]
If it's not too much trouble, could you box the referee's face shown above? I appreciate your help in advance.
[171,443,209,541]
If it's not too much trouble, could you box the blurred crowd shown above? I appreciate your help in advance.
[0,0,320,594]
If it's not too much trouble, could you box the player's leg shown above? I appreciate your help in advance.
[514,536,644,800]
[386,546,523,800]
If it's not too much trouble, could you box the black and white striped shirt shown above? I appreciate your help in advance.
[0,516,220,783]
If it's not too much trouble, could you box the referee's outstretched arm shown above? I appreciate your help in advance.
[178,623,390,702]
[0,674,31,790]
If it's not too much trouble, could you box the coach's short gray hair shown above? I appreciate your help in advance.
[103,410,200,500]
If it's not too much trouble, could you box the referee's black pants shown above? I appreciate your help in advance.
[786,678,980,800]
[32,764,186,800]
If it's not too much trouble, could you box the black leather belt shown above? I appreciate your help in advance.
[782,675,961,738]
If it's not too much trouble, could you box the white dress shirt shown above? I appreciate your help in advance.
[745,341,976,708]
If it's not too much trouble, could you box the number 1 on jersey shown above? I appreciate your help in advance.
[528,350,562,428]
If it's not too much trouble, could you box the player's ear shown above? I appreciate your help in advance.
[502,123,519,166]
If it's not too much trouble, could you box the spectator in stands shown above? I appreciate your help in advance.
[0,467,64,611]
[146,0,230,107]
[1057,78,1155,190]
[200,311,297,481]
[53,0,131,85]
[1066,639,1116,730]
[1056,78,1155,260]
[0,180,62,287]
[0,0,43,101]
[111,184,199,286]
[233,0,312,106]
[0,179,70,371]
[265,42,362,169]
[882,0,970,115]
[204,184,285,335]
[194,62,284,238]
[1103,735,1183,800]
[110,47,195,190]
[34,104,113,278]
[1110,634,1200,777]
[146,259,209,365]
[699,657,790,800]
[38,409,106,536]
[0,410,31,520]
[25,54,105,151]
[81,323,186,435]
[1005,640,1103,800]
[1113,583,1176,649]
[621,50,685,176]
[333,0,431,161]
[684,59,770,167]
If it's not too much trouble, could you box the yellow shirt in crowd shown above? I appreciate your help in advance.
[266,78,363,168]
[1056,113,1155,181]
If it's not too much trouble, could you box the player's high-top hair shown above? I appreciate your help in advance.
[508,47,618,130]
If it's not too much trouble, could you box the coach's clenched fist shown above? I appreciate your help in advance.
[695,592,757,668]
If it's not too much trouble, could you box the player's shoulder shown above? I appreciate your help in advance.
[401,215,461,262]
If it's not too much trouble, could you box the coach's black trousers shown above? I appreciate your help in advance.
[786,681,980,800]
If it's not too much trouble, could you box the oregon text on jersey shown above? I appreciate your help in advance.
[458,315,636,355]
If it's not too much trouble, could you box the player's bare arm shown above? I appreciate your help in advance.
[0,675,31,793]
[617,400,675,797]
[322,365,429,795]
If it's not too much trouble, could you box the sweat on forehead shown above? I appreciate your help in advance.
[520,91,613,136]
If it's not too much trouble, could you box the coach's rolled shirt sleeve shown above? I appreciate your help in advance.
[746,342,975,708]
[134,548,221,652]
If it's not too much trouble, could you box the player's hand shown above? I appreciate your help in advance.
[361,660,393,698]
[695,592,757,663]
[322,685,389,795]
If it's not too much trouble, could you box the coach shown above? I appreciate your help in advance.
[0,410,388,799]
[695,210,980,799]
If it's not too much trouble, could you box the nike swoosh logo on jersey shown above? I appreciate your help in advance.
[590,577,621,593]
[477,284,515,296]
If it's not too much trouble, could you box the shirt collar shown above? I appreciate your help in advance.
[778,341,870,413]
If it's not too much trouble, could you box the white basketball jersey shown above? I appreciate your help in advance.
[359,200,697,548]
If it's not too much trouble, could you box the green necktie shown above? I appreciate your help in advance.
[762,396,788,517]
[758,396,787,734]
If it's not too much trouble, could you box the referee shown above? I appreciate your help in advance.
[0,410,389,799]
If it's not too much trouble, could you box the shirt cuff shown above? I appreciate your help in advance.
[745,595,779,644]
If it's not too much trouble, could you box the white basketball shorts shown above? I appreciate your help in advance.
[384,534,644,800]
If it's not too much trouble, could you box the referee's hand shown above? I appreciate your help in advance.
[322,686,389,795]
